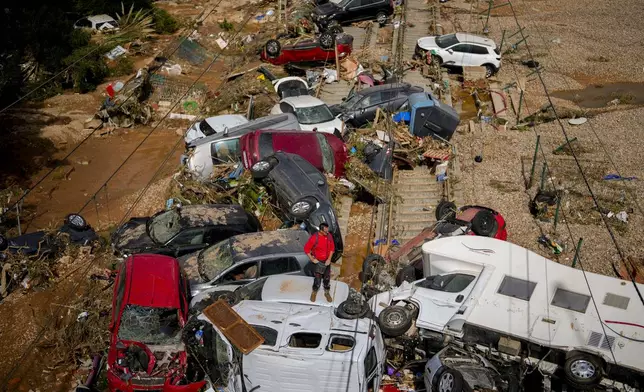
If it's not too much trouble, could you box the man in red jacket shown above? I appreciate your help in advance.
[303,223,335,302]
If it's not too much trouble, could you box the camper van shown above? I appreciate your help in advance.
[370,236,644,389]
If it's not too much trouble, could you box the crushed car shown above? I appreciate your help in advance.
[177,230,311,296]
[184,114,249,145]
[240,129,348,178]
[258,66,311,99]
[250,152,344,261]
[107,254,206,391]
[183,114,300,180]
[111,204,261,258]
[261,32,353,66]
[270,95,344,135]
[73,14,119,31]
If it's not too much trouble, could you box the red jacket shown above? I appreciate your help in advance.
[304,232,335,261]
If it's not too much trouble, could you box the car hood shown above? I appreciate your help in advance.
[300,117,343,134]
[417,36,440,50]
[315,2,340,15]
[112,218,156,254]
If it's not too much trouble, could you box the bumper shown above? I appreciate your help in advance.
[107,372,206,392]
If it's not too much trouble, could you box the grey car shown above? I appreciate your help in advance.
[178,230,311,296]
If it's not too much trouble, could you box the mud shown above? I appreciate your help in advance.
[181,204,247,226]
[230,230,309,260]
[551,82,644,108]
[338,203,373,290]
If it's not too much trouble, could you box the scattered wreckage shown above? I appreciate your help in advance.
[97,67,153,128]
[371,236,644,390]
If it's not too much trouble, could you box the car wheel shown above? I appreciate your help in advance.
[319,32,335,50]
[0,234,7,252]
[290,197,316,219]
[376,12,387,26]
[471,210,497,237]
[435,200,457,221]
[430,54,443,65]
[265,39,281,58]
[327,24,343,36]
[361,253,385,283]
[336,300,371,319]
[484,64,496,78]
[395,265,416,286]
[434,368,466,392]
[564,353,603,389]
[65,213,89,231]
[250,157,277,180]
[378,306,412,337]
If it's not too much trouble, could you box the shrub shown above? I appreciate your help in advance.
[64,44,109,93]
[219,19,234,32]
[109,56,135,77]
[153,8,179,34]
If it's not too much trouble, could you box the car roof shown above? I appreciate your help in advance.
[230,230,310,263]
[268,152,328,200]
[203,114,248,131]
[189,113,299,147]
[355,82,413,95]
[281,95,326,108]
[454,33,496,48]
[126,254,181,309]
[178,204,250,227]
[87,14,117,23]
[260,275,350,308]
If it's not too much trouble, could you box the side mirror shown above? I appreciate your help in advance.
[447,49,454,54]
[341,97,346,101]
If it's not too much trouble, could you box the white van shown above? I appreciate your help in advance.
[370,236,644,389]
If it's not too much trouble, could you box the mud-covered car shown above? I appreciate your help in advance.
[107,254,205,392]
[111,204,261,258]
[178,230,310,297]
[261,31,353,66]
[0,213,97,258]
[250,152,343,261]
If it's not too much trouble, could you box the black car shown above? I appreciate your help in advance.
[0,213,98,258]
[330,83,424,128]
[111,204,261,258]
[250,152,343,261]
[313,0,394,28]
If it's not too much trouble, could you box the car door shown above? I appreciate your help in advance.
[354,92,381,126]
[450,43,476,66]
[211,138,242,165]
[468,44,490,66]
[442,43,469,66]
[343,0,365,22]
[380,89,399,112]
[411,272,478,331]
[167,227,209,257]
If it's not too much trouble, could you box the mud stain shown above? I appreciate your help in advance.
[338,203,373,290]
[551,82,644,108]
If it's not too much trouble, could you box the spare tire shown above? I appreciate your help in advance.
[435,200,457,221]
[65,214,89,231]
[395,265,417,286]
[265,39,281,58]
[319,32,335,50]
[378,306,412,337]
[361,254,385,283]
[471,210,497,237]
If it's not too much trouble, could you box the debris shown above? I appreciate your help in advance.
[538,235,563,254]
[340,58,360,80]
[567,117,587,125]
[607,98,620,106]
[77,311,89,322]
[97,67,153,127]
[169,113,197,121]
[529,190,560,221]
[552,38,561,44]
[339,178,356,190]
[162,63,182,76]
[613,211,628,223]
[474,155,483,163]
[603,174,637,181]
[522,60,540,68]
[216,38,228,49]
[105,45,127,60]
[322,68,337,84]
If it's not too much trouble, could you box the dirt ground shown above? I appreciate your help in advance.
[441,0,644,275]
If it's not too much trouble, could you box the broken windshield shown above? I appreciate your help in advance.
[435,34,459,48]
[118,305,181,345]
[149,209,182,244]
[199,240,235,281]
[294,104,334,125]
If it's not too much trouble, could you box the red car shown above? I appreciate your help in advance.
[240,129,348,178]
[107,254,205,392]
[260,32,353,66]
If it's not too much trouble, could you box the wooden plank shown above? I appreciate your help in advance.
[489,82,508,119]
[204,299,264,354]
[462,66,487,81]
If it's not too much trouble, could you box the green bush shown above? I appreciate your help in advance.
[64,44,109,93]
[219,19,234,32]
[109,56,135,77]
[153,8,179,34]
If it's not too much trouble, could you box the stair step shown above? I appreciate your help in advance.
[396,221,434,232]
[395,176,438,185]
[393,210,434,219]
[395,184,441,192]
[397,169,433,177]
[394,204,435,214]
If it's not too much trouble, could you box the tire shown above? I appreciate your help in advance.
[431,54,443,65]
[290,197,316,219]
[336,300,371,319]
[0,234,7,252]
[433,368,466,392]
[65,214,88,231]
[395,265,416,286]
[328,24,343,36]
[376,12,387,26]
[378,306,412,337]
[484,64,496,78]
[265,39,281,58]
[564,353,603,389]
[319,32,334,50]
[471,210,497,237]
[361,253,385,283]
[435,200,457,221]
[250,157,277,180]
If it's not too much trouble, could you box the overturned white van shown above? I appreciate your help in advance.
[370,236,644,389]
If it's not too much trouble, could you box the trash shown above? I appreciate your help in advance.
[376,130,391,142]
[322,68,337,84]
[522,60,540,68]
[339,178,356,190]
[603,174,637,181]
[183,101,199,113]
[615,211,628,223]
[266,9,275,16]
[552,38,561,44]
[607,98,620,106]
[77,311,89,322]
[392,111,411,123]
[340,58,359,80]
[105,45,127,60]
[97,67,153,127]
[538,235,563,254]
[169,113,197,121]
[21,276,31,289]
[113,81,124,92]
[474,155,483,163]
[568,117,587,125]
[162,63,182,76]
[530,190,560,221]
[216,38,228,49]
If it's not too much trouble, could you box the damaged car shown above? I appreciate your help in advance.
[111,204,261,258]
[261,32,353,66]
[184,114,249,145]
[240,129,348,178]
[250,152,343,261]
[270,95,344,135]
[107,254,206,391]
[177,230,310,296]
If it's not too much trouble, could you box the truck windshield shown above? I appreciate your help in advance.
[435,34,459,48]
[118,305,181,345]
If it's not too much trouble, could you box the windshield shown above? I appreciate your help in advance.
[199,120,217,136]
[316,133,335,173]
[294,104,334,125]
[337,0,351,7]
[118,305,181,345]
[199,240,235,281]
[435,34,459,48]
[339,93,362,109]
[235,277,268,302]
[149,209,182,244]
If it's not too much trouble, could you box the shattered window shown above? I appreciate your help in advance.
[211,139,240,163]
[235,277,267,302]
[118,305,181,345]
[199,120,217,136]
[199,240,235,281]
[339,92,362,110]
[416,273,475,293]
[149,209,182,244]
[293,104,334,125]
[288,333,322,348]
[316,133,335,174]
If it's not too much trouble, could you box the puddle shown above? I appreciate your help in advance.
[551,82,644,108]
[453,88,491,120]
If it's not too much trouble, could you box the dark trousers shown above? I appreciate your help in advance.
[311,262,331,291]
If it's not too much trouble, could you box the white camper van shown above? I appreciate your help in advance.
[370,236,644,389]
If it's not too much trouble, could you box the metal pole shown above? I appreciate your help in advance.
[571,238,583,268]
[527,135,540,188]
[516,89,524,122]
[540,162,548,191]
[499,29,506,53]
[483,0,493,32]
[553,195,562,230]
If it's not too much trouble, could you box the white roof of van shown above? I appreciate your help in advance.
[87,14,117,23]
[454,33,497,48]
[260,275,350,308]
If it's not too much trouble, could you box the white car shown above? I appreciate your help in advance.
[73,15,120,31]
[270,95,343,136]
[184,114,249,144]
[415,33,501,78]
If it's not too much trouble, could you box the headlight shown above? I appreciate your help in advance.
[291,201,312,215]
